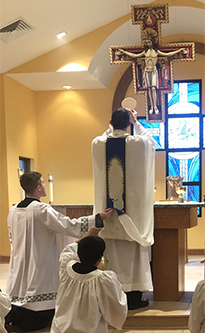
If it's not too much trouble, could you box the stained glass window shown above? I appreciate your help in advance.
[135,80,203,209]
[137,118,164,150]
[183,185,200,202]
[168,117,199,149]
[168,152,200,182]
[167,80,202,206]
[168,82,200,114]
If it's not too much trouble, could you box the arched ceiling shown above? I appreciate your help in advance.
[1,0,204,91]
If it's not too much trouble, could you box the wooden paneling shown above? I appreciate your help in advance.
[152,206,198,301]
[66,207,93,219]
[154,207,197,229]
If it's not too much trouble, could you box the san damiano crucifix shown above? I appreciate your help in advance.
[109,3,195,123]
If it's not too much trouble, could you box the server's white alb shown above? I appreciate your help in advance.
[6,201,96,311]
[50,242,127,333]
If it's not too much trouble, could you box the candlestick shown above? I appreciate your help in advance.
[48,174,54,204]
[17,168,24,200]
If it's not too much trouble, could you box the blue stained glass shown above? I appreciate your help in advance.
[187,83,200,107]
[183,185,199,202]
[203,117,205,148]
[168,83,179,106]
[168,152,199,182]
[168,117,199,149]
[137,119,164,149]
[168,82,199,114]
[167,80,201,210]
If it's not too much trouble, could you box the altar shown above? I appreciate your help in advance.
[53,202,204,302]
[152,201,203,301]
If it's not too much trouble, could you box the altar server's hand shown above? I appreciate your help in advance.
[100,208,114,220]
[87,227,102,236]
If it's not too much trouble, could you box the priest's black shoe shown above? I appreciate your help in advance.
[126,290,149,310]
[128,299,149,310]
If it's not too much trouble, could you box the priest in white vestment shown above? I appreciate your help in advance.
[5,172,113,331]
[50,230,127,333]
[92,107,155,309]
[188,279,205,333]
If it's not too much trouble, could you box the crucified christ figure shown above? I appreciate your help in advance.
[118,29,187,115]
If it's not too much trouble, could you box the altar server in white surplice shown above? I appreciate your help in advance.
[5,171,113,332]
[0,291,11,333]
[188,279,205,333]
[50,230,127,333]
[92,107,156,309]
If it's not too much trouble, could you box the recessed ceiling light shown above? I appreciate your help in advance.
[57,31,67,39]
[58,63,87,72]
[62,85,72,89]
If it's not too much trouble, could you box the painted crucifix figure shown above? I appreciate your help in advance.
[110,3,195,122]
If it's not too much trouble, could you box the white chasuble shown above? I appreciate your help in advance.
[92,122,155,247]
[92,122,156,291]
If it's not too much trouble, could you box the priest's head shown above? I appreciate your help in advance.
[111,107,130,130]
[78,236,105,267]
[20,171,47,198]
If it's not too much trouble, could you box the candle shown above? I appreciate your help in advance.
[18,169,25,200]
[48,174,54,204]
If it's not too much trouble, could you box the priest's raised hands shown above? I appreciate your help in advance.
[127,108,137,124]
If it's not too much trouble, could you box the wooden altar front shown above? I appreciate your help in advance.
[152,202,199,302]
[53,202,202,302]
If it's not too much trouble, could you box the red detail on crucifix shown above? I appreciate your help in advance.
[110,3,195,123]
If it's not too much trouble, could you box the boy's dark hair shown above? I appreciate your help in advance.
[78,236,106,266]
[20,172,42,194]
[111,107,130,130]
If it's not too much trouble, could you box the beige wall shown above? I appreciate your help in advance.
[35,89,113,204]
[0,75,10,255]
[0,14,204,256]
[4,76,38,207]
[0,75,38,255]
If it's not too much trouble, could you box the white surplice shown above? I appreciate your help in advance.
[0,292,11,333]
[188,280,205,333]
[6,201,96,311]
[92,121,155,291]
[50,242,127,333]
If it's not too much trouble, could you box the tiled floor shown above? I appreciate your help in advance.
[1,256,204,333]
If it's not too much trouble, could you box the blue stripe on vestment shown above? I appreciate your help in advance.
[106,137,126,216]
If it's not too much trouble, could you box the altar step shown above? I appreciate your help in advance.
[123,308,190,330]
[112,291,192,330]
